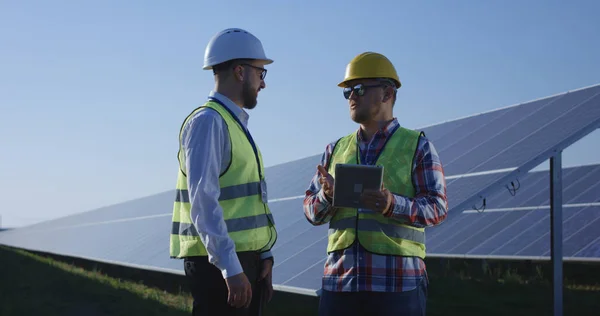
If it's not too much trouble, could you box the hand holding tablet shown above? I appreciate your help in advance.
[331,163,390,211]
[359,186,393,214]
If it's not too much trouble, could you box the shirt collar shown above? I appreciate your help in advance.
[208,90,249,127]
[357,118,400,143]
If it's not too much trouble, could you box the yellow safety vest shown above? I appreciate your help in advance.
[326,126,426,258]
[169,99,277,258]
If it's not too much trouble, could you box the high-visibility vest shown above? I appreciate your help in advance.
[169,99,277,258]
[326,126,426,258]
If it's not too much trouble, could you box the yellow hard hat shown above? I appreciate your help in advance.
[338,52,401,88]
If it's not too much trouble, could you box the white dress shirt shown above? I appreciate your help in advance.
[180,91,272,279]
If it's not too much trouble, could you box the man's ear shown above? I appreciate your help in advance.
[234,65,245,82]
[382,91,391,102]
[382,86,394,102]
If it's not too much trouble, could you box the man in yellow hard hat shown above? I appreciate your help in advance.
[170,28,277,316]
[303,52,449,315]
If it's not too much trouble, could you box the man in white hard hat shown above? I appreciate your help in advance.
[169,28,278,316]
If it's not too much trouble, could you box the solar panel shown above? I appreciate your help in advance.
[1,85,599,296]
[264,155,319,200]
[426,164,600,255]
[266,164,600,291]
[431,85,600,212]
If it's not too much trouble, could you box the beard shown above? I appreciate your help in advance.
[242,81,258,110]
[351,109,368,123]
[351,104,378,123]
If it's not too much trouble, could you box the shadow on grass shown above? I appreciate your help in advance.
[0,246,190,316]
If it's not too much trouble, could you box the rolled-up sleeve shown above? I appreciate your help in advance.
[304,141,338,226]
[181,109,243,279]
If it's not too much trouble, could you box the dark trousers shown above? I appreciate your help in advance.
[183,252,265,316]
[318,278,428,316]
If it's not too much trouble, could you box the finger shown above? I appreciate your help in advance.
[317,164,326,175]
[267,285,273,302]
[359,198,374,210]
[365,202,379,211]
[230,291,238,307]
[269,273,274,301]
[260,266,268,281]
[233,288,243,308]
[231,291,238,308]
[317,165,329,177]
[238,290,247,309]
[245,287,253,308]
[360,197,383,212]
[262,259,273,280]
[321,180,329,190]
[228,288,233,306]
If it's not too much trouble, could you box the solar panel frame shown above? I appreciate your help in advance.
[445,89,600,218]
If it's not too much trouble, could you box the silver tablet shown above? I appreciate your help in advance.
[332,163,384,209]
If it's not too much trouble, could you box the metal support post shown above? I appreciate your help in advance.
[550,152,563,316]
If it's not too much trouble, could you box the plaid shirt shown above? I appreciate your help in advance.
[303,118,448,292]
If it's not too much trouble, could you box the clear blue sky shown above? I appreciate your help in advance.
[1,0,599,227]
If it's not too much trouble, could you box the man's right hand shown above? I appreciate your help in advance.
[317,165,334,200]
[225,272,252,309]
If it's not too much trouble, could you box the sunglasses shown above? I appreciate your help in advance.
[343,83,385,99]
[241,63,267,80]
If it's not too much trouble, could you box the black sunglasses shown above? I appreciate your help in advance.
[241,63,267,80]
[343,83,385,99]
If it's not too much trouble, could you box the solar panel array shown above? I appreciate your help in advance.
[266,163,600,291]
[1,84,599,295]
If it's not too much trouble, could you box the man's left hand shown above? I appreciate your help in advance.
[361,187,393,214]
[259,258,274,303]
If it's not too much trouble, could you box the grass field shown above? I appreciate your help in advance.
[1,245,599,315]
[0,245,192,316]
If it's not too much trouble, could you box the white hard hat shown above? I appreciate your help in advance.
[203,28,273,70]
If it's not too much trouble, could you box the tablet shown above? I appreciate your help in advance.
[332,163,384,209]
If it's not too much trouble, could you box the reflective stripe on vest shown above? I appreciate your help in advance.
[169,100,277,258]
[328,215,425,244]
[173,213,275,236]
[326,126,426,258]
[175,181,263,203]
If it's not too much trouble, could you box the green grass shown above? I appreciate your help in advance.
[1,245,599,315]
[427,275,600,315]
[0,245,192,315]
[425,258,600,316]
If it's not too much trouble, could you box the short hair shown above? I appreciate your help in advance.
[212,58,254,76]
